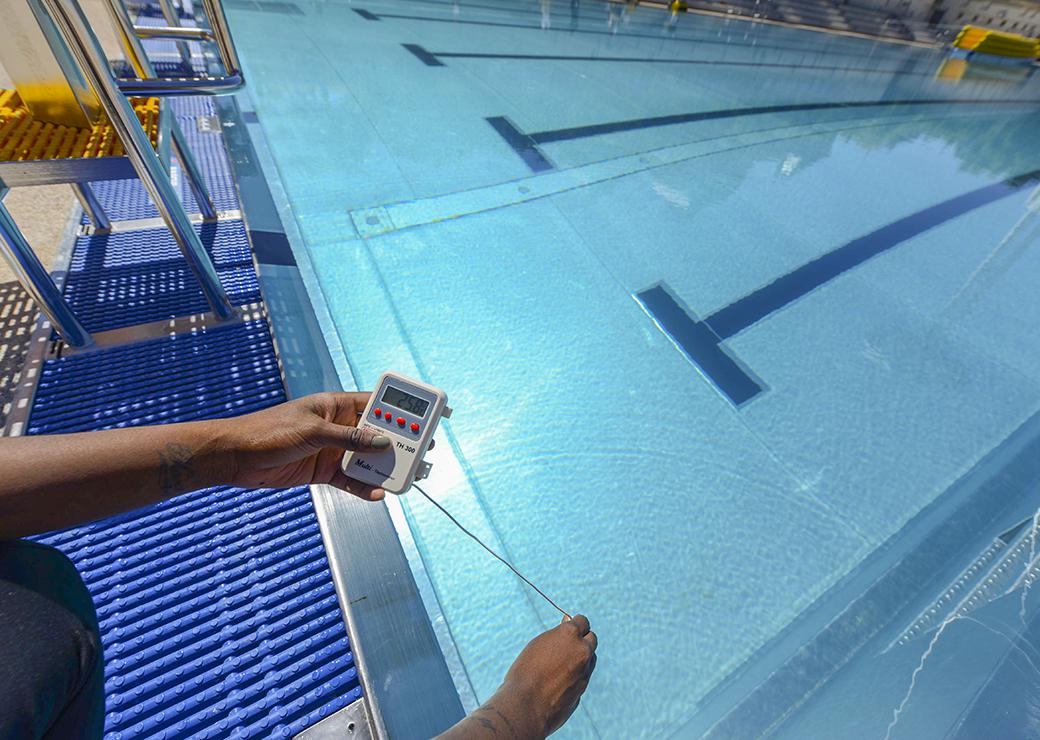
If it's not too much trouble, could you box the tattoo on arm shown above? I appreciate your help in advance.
[486,706,517,738]
[157,442,196,498]
[474,716,497,736]
[472,704,517,738]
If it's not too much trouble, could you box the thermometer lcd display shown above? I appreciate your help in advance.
[382,385,430,416]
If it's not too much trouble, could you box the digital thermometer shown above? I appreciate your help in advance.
[341,372,451,494]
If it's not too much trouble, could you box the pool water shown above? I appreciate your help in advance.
[226,1,1040,736]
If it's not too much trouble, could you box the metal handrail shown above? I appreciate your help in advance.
[0,188,94,348]
[33,0,236,320]
[71,183,112,233]
[116,0,245,96]
[104,0,220,221]
[132,26,216,41]
[117,72,243,95]
[154,0,193,68]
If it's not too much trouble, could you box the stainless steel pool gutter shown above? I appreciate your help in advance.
[215,94,466,738]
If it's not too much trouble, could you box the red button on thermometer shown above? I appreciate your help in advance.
[341,372,451,494]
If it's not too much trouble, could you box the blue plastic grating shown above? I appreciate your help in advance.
[87,97,240,222]
[29,320,362,737]
[63,218,261,332]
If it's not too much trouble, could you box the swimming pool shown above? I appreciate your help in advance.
[225,1,1040,736]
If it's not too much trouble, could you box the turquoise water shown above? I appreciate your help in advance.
[227,1,1040,736]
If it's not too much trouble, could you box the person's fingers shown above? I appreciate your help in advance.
[584,630,598,653]
[329,469,386,501]
[567,614,591,636]
[307,391,372,425]
[585,653,598,679]
[311,420,391,452]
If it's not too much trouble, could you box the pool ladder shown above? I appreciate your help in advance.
[0,0,244,349]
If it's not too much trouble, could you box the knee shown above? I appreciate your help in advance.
[0,579,103,738]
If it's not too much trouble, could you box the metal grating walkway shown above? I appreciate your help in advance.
[18,42,364,729]
[64,219,261,333]
[86,98,240,222]
[29,321,362,737]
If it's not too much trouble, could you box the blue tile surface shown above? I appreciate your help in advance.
[29,320,361,737]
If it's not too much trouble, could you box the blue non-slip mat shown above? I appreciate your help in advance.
[63,218,261,333]
[86,97,240,222]
[29,320,362,737]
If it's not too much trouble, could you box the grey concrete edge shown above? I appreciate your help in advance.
[214,92,466,737]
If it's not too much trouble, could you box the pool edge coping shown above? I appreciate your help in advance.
[217,91,469,737]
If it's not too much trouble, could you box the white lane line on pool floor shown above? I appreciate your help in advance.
[347,108,1009,240]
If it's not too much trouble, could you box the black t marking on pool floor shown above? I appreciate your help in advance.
[638,169,1040,406]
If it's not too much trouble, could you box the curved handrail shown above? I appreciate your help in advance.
[116,0,245,96]
[116,73,244,95]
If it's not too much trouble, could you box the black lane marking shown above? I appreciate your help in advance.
[402,43,445,66]
[637,284,764,405]
[407,44,936,78]
[351,7,928,63]
[364,0,927,62]
[705,168,1040,339]
[636,169,1040,406]
[529,98,1027,144]
[488,98,1036,171]
[485,117,555,172]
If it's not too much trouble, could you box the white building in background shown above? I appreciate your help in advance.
[847,0,1040,35]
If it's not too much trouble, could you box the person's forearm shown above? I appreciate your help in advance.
[437,684,547,740]
[0,420,235,539]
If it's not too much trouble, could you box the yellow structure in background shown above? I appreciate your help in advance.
[953,24,1039,59]
[0,89,160,162]
[935,57,969,81]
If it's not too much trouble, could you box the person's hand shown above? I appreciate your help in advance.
[502,614,598,736]
[219,392,391,500]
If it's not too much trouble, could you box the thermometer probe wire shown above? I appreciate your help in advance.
[413,483,571,620]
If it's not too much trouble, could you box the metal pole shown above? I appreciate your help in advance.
[132,25,214,41]
[155,0,195,70]
[171,128,219,221]
[70,182,111,232]
[37,0,235,320]
[116,70,243,96]
[0,191,93,348]
[114,0,245,96]
[103,0,219,221]
[199,0,240,77]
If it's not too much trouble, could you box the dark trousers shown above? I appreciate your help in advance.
[0,540,104,739]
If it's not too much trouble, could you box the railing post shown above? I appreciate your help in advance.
[0,191,94,348]
[71,182,112,232]
[155,0,195,70]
